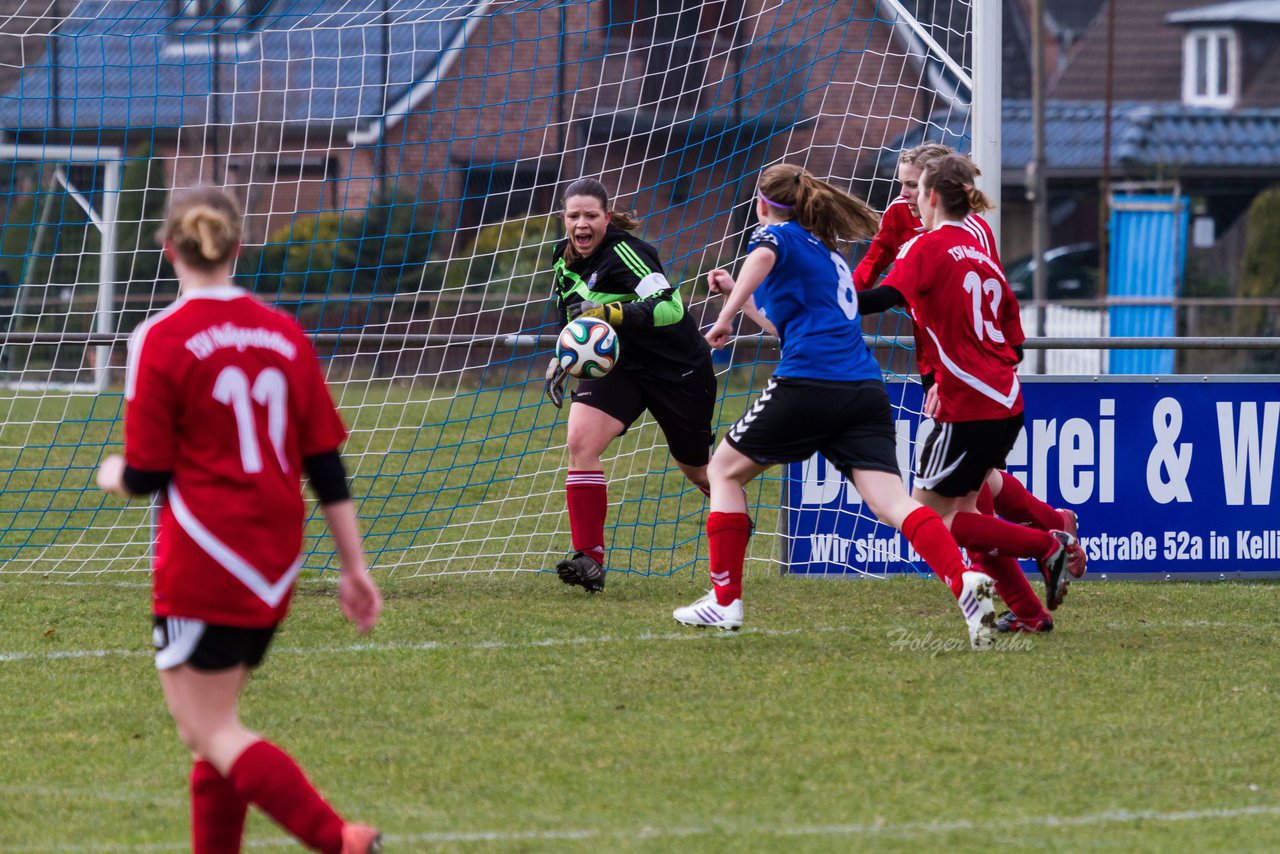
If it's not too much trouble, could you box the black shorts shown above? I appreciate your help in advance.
[915,412,1025,498]
[572,359,716,467]
[153,616,277,672]
[725,377,900,477]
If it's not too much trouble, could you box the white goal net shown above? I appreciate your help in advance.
[0,0,981,579]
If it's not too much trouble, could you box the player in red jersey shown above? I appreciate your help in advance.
[890,148,1077,628]
[859,154,1080,615]
[858,143,1002,289]
[853,143,950,291]
[96,187,383,854]
[858,148,1083,629]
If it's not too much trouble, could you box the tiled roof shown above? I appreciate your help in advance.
[1167,1,1280,25]
[1050,0,1206,102]
[1003,100,1280,172]
[1041,0,1280,110]
[881,100,1280,176]
[0,0,483,133]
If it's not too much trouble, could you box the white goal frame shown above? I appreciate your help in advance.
[883,0,1002,240]
[1,142,123,392]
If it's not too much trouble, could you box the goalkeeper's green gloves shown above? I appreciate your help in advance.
[544,358,568,409]
[573,300,625,327]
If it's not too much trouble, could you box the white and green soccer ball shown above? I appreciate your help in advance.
[556,317,619,378]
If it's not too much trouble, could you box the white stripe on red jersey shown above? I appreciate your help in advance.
[168,484,304,608]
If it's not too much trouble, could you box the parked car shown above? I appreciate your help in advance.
[1005,242,1100,300]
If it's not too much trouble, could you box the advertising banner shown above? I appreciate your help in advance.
[784,378,1280,578]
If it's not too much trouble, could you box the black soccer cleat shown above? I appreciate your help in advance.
[556,551,606,593]
[1037,530,1075,611]
[996,609,1054,634]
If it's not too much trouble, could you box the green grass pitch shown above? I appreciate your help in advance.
[2,380,1279,851]
[2,573,1278,852]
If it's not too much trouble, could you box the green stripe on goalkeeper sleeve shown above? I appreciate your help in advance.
[612,242,653,280]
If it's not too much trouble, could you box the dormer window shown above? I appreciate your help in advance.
[1182,27,1238,107]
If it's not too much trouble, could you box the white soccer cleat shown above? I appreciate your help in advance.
[958,571,998,651]
[673,591,743,631]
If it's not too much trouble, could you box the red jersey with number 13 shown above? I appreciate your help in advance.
[882,220,1025,423]
[124,286,348,627]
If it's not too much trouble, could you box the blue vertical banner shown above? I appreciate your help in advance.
[1107,193,1189,374]
[784,379,1280,578]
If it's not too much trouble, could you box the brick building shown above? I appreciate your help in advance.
[0,0,956,265]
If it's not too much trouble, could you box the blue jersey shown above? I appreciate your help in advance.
[747,221,882,382]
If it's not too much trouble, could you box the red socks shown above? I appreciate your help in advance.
[226,740,345,854]
[191,758,248,854]
[950,511,1058,561]
[973,482,1052,618]
[566,470,607,564]
[971,552,1048,620]
[901,506,967,597]
[707,511,752,606]
[993,471,1066,531]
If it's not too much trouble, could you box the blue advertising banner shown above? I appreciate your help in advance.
[784,378,1280,578]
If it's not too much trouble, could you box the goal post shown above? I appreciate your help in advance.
[0,0,986,580]
[970,0,1003,241]
[0,142,123,392]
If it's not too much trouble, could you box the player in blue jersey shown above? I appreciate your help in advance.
[672,164,1000,651]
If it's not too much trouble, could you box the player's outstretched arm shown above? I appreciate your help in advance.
[708,267,775,336]
[706,249,776,348]
[322,499,382,635]
[855,284,906,316]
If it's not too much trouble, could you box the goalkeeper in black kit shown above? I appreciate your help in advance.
[544,177,716,592]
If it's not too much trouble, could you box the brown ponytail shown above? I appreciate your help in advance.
[966,185,995,213]
[919,153,994,218]
[756,164,879,251]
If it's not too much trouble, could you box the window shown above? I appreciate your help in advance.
[606,0,728,45]
[1182,28,1238,108]
[605,0,728,111]
[273,155,336,181]
[457,162,558,231]
[171,0,266,33]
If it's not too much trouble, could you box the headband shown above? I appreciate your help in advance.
[757,191,793,210]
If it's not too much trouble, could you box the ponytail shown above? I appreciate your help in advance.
[757,164,879,251]
[158,186,242,270]
[920,153,994,218]
[966,186,995,213]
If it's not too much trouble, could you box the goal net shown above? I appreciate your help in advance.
[0,0,977,580]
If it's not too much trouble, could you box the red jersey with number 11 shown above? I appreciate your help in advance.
[882,220,1025,423]
[124,286,347,627]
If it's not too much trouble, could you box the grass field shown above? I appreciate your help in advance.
[2,572,1278,852]
[0,375,782,579]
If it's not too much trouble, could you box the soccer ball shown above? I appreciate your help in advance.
[556,317,619,378]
